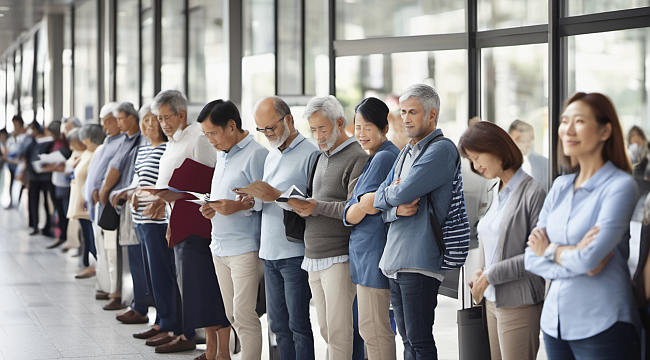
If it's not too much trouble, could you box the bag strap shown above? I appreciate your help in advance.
[306,153,321,198]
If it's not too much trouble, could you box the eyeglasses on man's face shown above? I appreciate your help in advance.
[157,114,176,123]
[256,117,285,134]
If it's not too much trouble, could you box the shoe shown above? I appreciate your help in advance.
[116,309,149,324]
[47,239,65,249]
[29,229,39,236]
[61,246,70,253]
[95,290,110,300]
[75,266,96,279]
[193,354,212,360]
[155,337,196,353]
[71,249,81,257]
[146,333,176,347]
[133,327,162,339]
[103,298,127,311]
[41,230,55,238]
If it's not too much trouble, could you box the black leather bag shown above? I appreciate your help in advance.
[457,266,491,360]
[98,203,120,231]
[283,154,321,243]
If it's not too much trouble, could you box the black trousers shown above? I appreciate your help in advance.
[28,180,53,233]
[51,186,70,241]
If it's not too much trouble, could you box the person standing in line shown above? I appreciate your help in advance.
[458,121,546,360]
[287,95,368,360]
[526,92,641,360]
[343,97,399,360]
[198,99,268,360]
[4,116,27,208]
[373,84,460,360]
[44,120,72,249]
[508,120,549,190]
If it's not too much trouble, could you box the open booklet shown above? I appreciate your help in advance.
[276,185,307,202]
[32,151,67,173]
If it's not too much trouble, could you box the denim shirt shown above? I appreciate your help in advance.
[344,140,399,289]
[374,128,459,275]
[524,161,640,340]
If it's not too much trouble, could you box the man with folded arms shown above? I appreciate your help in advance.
[198,99,268,360]
[234,96,317,360]
[288,95,367,360]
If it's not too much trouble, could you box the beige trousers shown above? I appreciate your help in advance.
[357,285,396,360]
[308,261,356,360]
[485,300,542,360]
[213,251,264,360]
[103,229,120,296]
[65,219,81,248]
[92,222,111,293]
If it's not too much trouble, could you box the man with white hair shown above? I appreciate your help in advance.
[373,83,460,359]
[82,102,127,310]
[288,95,368,360]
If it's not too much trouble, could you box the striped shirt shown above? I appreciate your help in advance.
[131,143,168,224]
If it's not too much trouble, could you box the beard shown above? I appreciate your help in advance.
[321,124,340,152]
[405,116,429,139]
[268,120,291,148]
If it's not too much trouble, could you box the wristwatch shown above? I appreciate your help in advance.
[543,242,560,262]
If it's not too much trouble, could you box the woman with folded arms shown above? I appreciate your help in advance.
[458,121,545,360]
[344,97,399,360]
[526,92,641,360]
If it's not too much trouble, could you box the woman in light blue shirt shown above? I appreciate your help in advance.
[526,92,641,360]
[459,121,546,360]
[344,97,399,360]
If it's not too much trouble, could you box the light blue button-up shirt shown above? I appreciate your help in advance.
[524,161,640,340]
[83,133,126,220]
[259,134,318,261]
[209,134,269,257]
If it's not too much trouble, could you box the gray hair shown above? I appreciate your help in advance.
[63,116,82,128]
[66,128,81,143]
[304,95,344,126]
[151,90,187,116]
[253,96,291,118]
[99,102,120,119]
[113,102,140,123]
[138,103,152,120]
[79,124,106,145]
[399,84,441,125]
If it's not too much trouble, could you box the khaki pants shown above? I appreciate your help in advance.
[213,251,264,360]
[308,261,356,360]
[92,222,111,293]
[357,285,396,360]
[485,300,542,360]
[103,229,120,296]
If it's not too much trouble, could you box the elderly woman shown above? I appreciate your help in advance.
[74,124,106,279]
[526,93,641,359]
[458,121,546,360]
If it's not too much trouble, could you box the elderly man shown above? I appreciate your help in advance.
[198,99,268,360]
[508,120,549,190]
[373,84,461,359]
[287,95,367,360]
[81,102,126,308]
[233,96,317,360]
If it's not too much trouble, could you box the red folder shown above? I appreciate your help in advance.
[167,158,214,247]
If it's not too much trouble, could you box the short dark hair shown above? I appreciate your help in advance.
[628,125,647,144]
[354,97,389,131]
[197,99,242,131]
[12,115,24,126]
[29,120,44,135]
[0,128,8,138]
[48,121,62,139]
[458,121,524,176]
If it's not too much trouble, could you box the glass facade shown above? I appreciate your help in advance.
[478,0,547,30]
[160,0,185,92]
[73,0,99,122]
[116,0,140,107]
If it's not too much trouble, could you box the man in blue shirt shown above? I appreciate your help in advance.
[199,99,268,360]
[374,84,459,360]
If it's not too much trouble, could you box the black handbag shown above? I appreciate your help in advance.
[98,203,120,231]
[457,266,492,360]
[283,154,321,243]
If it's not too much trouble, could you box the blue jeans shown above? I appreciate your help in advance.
[127,243,153,316]
[265,257,314,360]
[544,321,640,360]
[389,272,441,360]
[135,223,182,334]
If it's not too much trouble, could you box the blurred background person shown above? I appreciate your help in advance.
[4,115,27,208]
[43,120,72,249]
[508,120,548,190]
[627,126,650,181]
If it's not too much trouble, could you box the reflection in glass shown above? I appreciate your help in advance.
[336,0,465,40]
[481,44,549,189]
[160,0,185,92]
[568,0,650,16]
[141,2,154,104]
[568,28,650,143]
[116,0,140,106]
[478,0,547,30]
[74,0,99,122]
[188,0,227,104]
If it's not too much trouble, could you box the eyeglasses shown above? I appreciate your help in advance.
[256,117,285,133]
[157,114,175,123]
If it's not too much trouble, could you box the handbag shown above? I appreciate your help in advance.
[118,202,139,246]
[283,154,321,243]
[457,266,491,360]
[98,203,120,231]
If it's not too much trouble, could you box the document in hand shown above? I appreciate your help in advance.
[32,151,67,173]
[276,185,307,202]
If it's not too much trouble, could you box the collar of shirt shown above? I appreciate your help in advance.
[561,160,618,194]
[124,130,141,140]
[171,123,196,143]
[324,135,357,157]
[276,133,306,154]
[493,166,526,205]
[223,133,254,157]
[104,133,125,144]
[405,128,443,156]
[371,140,395,160]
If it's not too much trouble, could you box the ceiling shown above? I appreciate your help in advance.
[0,0,71,56]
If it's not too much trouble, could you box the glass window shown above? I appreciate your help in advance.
[6,56,15,127]
[336,50,468,147]
[277,0,302,95]
[481,43,549,189]
[0,65,5,128]
[35,28,48,123]
[568,28,650,143]
[478,0,547,30]
[74,0,99,123]
[21,38,35,123]
[304,0,329,96]
[116,0,140,107]
[160,0,185,92]
[188,0,228,104]
[568,0,650,17]
[336,0,465,40]
[141,0,154,104]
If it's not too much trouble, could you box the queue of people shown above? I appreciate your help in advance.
[0,84,647,360]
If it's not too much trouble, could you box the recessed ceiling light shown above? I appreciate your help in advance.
[0,6,10,11]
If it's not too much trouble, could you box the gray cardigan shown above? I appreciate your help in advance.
[479,173,546,308]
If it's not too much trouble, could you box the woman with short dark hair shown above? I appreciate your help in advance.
[526,92,641,359]
[458,121,546,360]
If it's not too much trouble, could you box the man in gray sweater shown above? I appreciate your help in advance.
[289,95,368,360]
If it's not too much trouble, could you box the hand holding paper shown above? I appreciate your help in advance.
[232,180,282,202]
